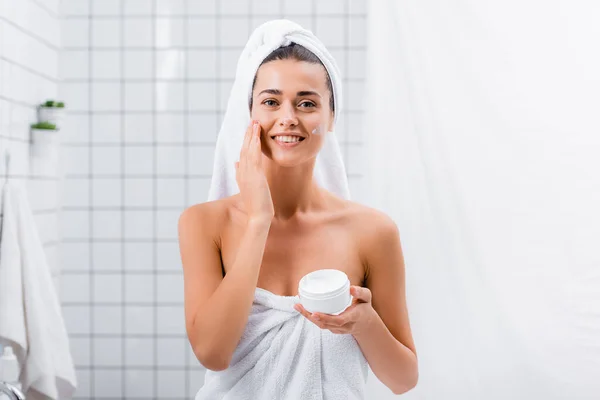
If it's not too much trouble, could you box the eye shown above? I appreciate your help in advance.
[263,99,278,106]
[299,101,316,108]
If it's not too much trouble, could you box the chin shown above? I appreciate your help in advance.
[269,155,304,167]
[263,138,320,167]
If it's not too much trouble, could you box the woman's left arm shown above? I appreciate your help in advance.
[355,212,418,394]
[295,212,418,395]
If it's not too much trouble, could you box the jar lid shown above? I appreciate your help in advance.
[298,269,349,299]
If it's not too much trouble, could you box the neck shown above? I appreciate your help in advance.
[263,157,323,220]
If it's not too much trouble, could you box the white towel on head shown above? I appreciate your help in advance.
[195,288,369,400]
[207,18,351,201]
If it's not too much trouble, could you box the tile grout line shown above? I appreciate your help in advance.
[0,55,61,83]
[151,1,158,399]
[62,77,366,83]
[62,45,367,51]
[344,0,350,172]
[62,13,368,20]
[0,15,60,51]
[120,0,126,398]
[215,2,221,142]
[87,0,95,397]
[183,0,191,395]
[29,0,61,19]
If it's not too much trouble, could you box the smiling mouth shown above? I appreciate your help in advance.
[270,135,305,147]
[270,136,306,143]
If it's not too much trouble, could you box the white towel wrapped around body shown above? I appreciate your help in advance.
[0,181,77,400]
[195,288,369,400]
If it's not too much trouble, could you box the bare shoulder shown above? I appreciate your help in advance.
[178,197,236,242]
[336,199,402,276]
[321,188,399,248]
[339,199,399,241]
[179,201,217,229]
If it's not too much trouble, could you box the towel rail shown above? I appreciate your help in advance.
[0,382,25,400]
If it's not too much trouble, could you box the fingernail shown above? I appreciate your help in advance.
[313,314,320,321]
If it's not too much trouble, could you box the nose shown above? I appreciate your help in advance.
[278,103,298,128]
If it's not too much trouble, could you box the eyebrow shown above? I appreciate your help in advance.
[257,89,321,98]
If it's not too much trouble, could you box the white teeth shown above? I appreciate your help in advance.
[274,135,301,143]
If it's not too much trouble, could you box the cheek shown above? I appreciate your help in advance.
[250,104,267,119]
[309,117,329,136]
[252,110,275,127]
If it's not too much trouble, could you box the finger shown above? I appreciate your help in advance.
[350,285,372,303]
[296,304,349,329]
[343,302,359,314]
[240,120,255,162]
[311,312,348,327]
[250,122,262,166]
[294,304,324,327]
[294,304,311,318]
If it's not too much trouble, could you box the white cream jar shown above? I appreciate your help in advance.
[298,269,353,315]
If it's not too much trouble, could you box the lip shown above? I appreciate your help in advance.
[270,132,306,148]
[270,132,306,139]
[271,136,304,148]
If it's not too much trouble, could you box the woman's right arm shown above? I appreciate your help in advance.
[180,120,274,371]
[178,205,272,371]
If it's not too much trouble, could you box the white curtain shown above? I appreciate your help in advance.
[362,1,600,399]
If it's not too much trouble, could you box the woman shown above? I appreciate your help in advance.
[178,21,418,399]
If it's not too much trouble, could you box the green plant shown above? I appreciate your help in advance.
[31,121,57,130]
[41,100,66,108]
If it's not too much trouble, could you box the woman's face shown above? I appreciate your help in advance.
[251,59,334,167]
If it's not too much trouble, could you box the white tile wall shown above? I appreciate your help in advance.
[0,0,61,287]
[57,0,367,399]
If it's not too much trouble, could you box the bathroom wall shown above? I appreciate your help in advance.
[58,0,367,398]
[0,1,62,283]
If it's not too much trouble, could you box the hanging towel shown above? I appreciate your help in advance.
[207,18,351,201]
[195,288,369,400]
[0,180,77,400]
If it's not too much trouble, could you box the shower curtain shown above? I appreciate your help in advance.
[362,1,600,399]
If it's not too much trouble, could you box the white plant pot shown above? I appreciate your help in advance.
[31,128,60,157]
[38,107,65,126]
[30,128,61,176]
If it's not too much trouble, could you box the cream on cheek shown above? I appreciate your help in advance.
[311,126,323,135]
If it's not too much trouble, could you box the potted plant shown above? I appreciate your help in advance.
[30,121,59,156]
[38,99,66,126]
[31,121,58,130]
